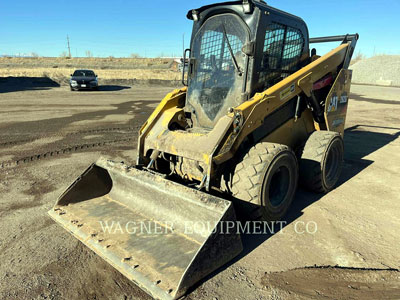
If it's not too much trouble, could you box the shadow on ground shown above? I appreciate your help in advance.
[187,124,400,294]
[350,92,400,105]
[98,85,131,91]
[0,77,60,93]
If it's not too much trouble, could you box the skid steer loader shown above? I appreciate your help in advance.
[49,1,358,299]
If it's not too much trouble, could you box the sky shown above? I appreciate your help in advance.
[0,0,399,58]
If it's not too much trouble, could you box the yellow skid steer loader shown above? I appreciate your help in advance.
[49,1,358,299]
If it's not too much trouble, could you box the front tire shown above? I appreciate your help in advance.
[231,143,298,221]
[300,131,344,193]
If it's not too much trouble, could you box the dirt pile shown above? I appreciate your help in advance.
[0,57,174,70]
[351,55,400,87]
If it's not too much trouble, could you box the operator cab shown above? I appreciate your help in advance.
[184,0,309,128]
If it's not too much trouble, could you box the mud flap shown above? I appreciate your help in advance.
[48,157,242,300]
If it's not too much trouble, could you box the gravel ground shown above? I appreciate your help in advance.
[352,55,400,87]
[0,83,400,300]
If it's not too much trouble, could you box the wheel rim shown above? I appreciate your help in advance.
[325,139,342,187]
[268,166,290,207]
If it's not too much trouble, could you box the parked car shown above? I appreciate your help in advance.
[70,69,98,91]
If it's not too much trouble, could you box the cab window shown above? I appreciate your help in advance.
[259,22,304,90]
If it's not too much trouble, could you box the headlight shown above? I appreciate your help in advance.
[70,80,77,85]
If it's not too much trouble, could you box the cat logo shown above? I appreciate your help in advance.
[328,94,338,112]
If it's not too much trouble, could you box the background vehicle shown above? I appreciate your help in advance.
[69,69,98,91]
[49,1,358,299]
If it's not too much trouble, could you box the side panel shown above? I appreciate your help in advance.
[259,109,315,150]
[324,69,352,135]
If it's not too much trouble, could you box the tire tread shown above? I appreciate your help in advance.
[300,131,342,193]
[231,143,290,220]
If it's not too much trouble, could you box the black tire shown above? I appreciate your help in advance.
[70,86,74,91]
[231,143,298,221]
[300,131,344,193]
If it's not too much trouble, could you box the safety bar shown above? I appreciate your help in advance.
[310,34,359,44]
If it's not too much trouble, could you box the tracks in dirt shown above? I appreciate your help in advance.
[296,265,400,272]
[0,126,139,147]
[0,126,140,169]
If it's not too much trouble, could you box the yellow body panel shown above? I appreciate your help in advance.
[260,109,315,148]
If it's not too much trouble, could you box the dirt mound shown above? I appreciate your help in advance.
[0,57,173,70]
[351,55,400,87]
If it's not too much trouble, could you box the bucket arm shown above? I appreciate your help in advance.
[214,34,359,163]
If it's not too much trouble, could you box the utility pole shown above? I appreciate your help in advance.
[67,35,71,58]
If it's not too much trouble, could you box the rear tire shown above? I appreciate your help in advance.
[231,143,298,221]
[300,131,344,193]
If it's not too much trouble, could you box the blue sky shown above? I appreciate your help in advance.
[0,0,399,58]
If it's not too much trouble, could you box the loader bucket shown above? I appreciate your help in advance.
[48,157,243,300]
